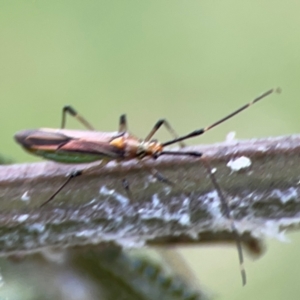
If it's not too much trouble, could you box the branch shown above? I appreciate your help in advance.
[1,135,300,256]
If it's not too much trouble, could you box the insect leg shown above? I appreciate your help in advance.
[145,121,204,184]
[118,114,127,133]
[135,157,175,186]
[201,158,246,286]
[158,150,246,285]
[120,115,185,147]
[119,117,188,188]
[145,119,186,148]
[121,178,135,202]
[149,167,174,185]
[40,160,109,207]
[160,146,245,284]
[61,106,95,130]
[40,170,82,207]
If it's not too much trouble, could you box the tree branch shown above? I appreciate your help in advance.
[1,135,300,256]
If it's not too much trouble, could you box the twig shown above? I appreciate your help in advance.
[0,135,300,256]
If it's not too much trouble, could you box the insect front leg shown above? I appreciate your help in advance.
[143,117,204,184]
[142,119,195,185]
[61,106,95,130]
[144,119,186,148]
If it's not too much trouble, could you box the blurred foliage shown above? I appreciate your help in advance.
[0,1,300,299]
[0,248,206,300]
[0,154,13,165]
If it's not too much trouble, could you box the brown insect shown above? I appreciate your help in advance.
[15,88,280,285]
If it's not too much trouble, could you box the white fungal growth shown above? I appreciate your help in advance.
[225,131,237,143]
[211,168,217,174]
[21,191,31,201]
[179,213,190,226]
[227,156,251,171]
[27,223,46,233]
[259,220,290,243]
[16,214,29,223]
[99,186,129,205]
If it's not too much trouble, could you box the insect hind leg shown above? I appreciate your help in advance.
[118,114,127,133]
[61,105,95,130]
[40,170,82,207]
[40,160,109,207]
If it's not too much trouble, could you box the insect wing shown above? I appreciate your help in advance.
[14,129,71,150]
[14,129,125,162]
[58,139,125,159]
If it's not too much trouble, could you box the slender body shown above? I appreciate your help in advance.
[14,88,280,285]
[15,128,165,163]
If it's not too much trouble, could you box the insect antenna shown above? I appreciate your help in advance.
[162,88,280,147]
[158,150,202,157]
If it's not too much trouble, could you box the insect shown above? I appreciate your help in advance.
[14,88,279,285]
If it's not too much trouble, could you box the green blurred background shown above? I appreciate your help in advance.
[0,0,299,299]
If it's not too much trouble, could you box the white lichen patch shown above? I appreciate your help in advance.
[147,174,157,183]
[225,131,237,143]
[75,229,98,238]
[270,188,298,204]
[82,198,97,208]
[140,194,191,226]
[116,237,146,249]
[227,156,251,171]
[204,191,222,218]
[99,185,129,205]
[151,193,161,207]
[179,213,190,226]
[259,220,290,243]
[211,168,217,174]
[176,197,191,226]
[163,186,171,195]
[16,214,29,223]
[140,194,164,219]
[257,146,268,152]
[21,191,31,202]
[27,223,45,233]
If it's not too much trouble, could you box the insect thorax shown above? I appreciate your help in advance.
[136,140,163,159]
